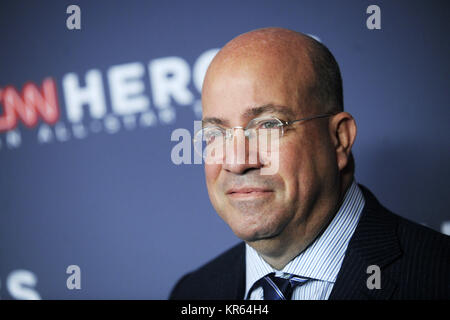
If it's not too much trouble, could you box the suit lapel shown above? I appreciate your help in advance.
[232,243,246,299]
[329,185,402,300]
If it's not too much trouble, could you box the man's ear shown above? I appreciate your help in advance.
[329,112,357,171]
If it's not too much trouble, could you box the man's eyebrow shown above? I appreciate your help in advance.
[242,104,295,119]
[201,104,295,127]
[201,117,229,127]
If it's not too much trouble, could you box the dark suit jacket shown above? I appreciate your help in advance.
[170,185,450,299]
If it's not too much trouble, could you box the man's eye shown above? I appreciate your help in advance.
[204,130,223,144]
[260,120,280,129]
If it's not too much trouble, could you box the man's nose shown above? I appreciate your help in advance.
[221,128,263,174]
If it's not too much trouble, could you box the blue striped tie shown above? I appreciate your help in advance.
[260,273,309,300]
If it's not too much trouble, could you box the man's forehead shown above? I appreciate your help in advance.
[201,28,318,125]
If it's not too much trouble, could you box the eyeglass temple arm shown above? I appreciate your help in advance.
[285,113,336,125]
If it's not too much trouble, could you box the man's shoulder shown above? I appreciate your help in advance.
[169,242,246,300]
[353,185,450,298]
[187,241,246,279]
[363,185,449,257]
[395,212,450,264]
[387,210,449,298]
[359,184,449,252]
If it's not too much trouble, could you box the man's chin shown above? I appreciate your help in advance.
[232,226,281,243]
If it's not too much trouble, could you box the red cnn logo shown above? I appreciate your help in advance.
[0,78,60,132]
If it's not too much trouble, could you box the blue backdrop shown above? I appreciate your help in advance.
[0,0,448,299]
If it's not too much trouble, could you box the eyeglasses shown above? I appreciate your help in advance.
[193,113,335,158]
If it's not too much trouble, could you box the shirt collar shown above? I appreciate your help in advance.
[245,180,365,297]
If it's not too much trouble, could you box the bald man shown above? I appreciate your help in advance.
[170,28,450,300]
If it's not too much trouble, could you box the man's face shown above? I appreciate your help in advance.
[201,54,340,247]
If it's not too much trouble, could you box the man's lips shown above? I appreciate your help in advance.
[226,187,273,198]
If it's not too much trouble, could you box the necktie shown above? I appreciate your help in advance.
[258,272,310,300]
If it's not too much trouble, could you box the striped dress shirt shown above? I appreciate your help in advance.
[245,180,365,300]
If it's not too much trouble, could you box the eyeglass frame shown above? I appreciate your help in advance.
[193,112,337,146]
